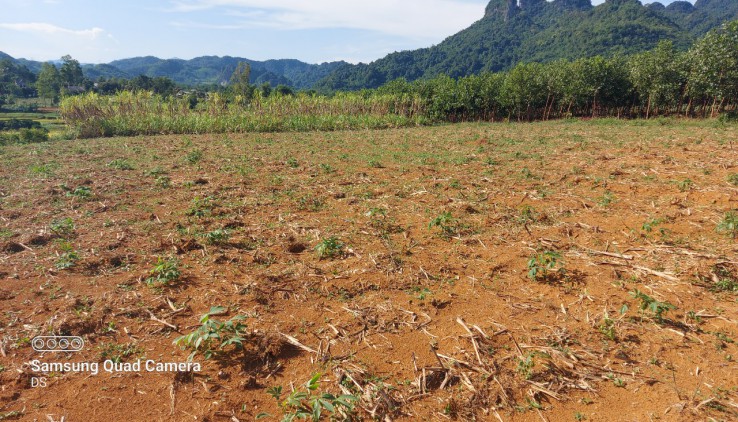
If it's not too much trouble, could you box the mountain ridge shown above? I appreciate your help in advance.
[314,0,738,91]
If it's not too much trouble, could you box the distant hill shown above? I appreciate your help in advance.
[314,0,738,91]
[0,52,346,90]
[89,56,346,89]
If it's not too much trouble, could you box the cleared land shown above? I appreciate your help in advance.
[0,120,737,421]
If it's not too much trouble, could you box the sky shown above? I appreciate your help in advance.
[0,0,692,65]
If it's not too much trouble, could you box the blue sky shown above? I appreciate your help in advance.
[0,0,691,65]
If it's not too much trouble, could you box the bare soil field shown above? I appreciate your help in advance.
[0,120,737,421]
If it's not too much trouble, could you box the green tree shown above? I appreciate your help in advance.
[687,21,738,116]
[229,61,254,102]
[60,55,84,91]
[629,41,687,117]
[36,62,61,105]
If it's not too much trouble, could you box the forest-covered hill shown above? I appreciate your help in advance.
[314,0,738,91]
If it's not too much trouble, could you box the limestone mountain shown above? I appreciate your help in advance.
[314,0,738,91]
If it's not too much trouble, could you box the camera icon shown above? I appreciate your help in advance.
[32,336,84,352]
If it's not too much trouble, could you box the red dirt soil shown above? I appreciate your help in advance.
[0,120,737,421]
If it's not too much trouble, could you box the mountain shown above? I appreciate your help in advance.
[314,0,738,91]
[0,52,346,90]
[85,56,346,89]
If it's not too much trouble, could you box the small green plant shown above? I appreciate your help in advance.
[599,311,617,341]
[368,159,383,168]
[315,236,344,259]
[55,240,79,269]
[66,186,92,199]
[606,373,625,388]
[286,157,299,168]
[98,342,144,363]
[185,149,203,164]
[641,217,664,233]
[319,163,335,174]
[49,217,75,237]
[146,256,181,286]
[203,229,230,245]
[29,163,54,177]
[527,250,564,281]
[516,352,545,380]
[630,289,675,323]
[106,159,134,170]
[155,175,171,188]
[728,173,738,187]
[428,211,457,237]
[520,167,535,179]
[716,211,738,239]
[260,373,357,421]
[597,191,614,207]
[517,205,537,225]
[676,178,693,192]
[174,306,247,360]
[708,264,738,293]
[186,196,214,217]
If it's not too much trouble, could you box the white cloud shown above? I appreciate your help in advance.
[167,0,486,40]
[0,22,104,39]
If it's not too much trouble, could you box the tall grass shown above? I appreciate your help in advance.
[60,91,426,138]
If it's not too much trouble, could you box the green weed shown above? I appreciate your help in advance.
[315,236,344,259]
[107,159,134,170]
[174,306,247,360]
[716,211,738,239]
[146,256,181,286]
[428,211,457,238]
[259,373,357,421]
[527,250,564,282]
[630,289,675,323]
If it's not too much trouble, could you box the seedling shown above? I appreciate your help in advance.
[597,191,614,207]
[66,186,92,199]
[708,264,738,293]
[716,211,738,239]
[106,159,134,170]
[186,196,215,217]
[676,178,693,192]
[599,311,617,341]
[98,342,144,363]
[641,217,664,233]
[146,256,180,286]
[203,229,230,245]
[286,157,299,168]
[527,250,564,282]
[319,163,335,174]
[184,149,203,164]
[259,373,357,421]
[728,173,738,187]
[428,211,457,237]
[174,306,247,360]
[50,217,75,237]
[55,240,79,270]
[155,176,171,188]
[315,236,344,259]
[517,205,536,225]
[630,289,675,323]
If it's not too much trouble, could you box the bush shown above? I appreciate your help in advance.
[0,119,42,131]
[0,128,47,146]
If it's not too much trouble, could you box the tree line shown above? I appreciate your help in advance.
[373,20,738,121]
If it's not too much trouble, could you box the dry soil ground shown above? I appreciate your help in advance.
[1,120,737,421]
